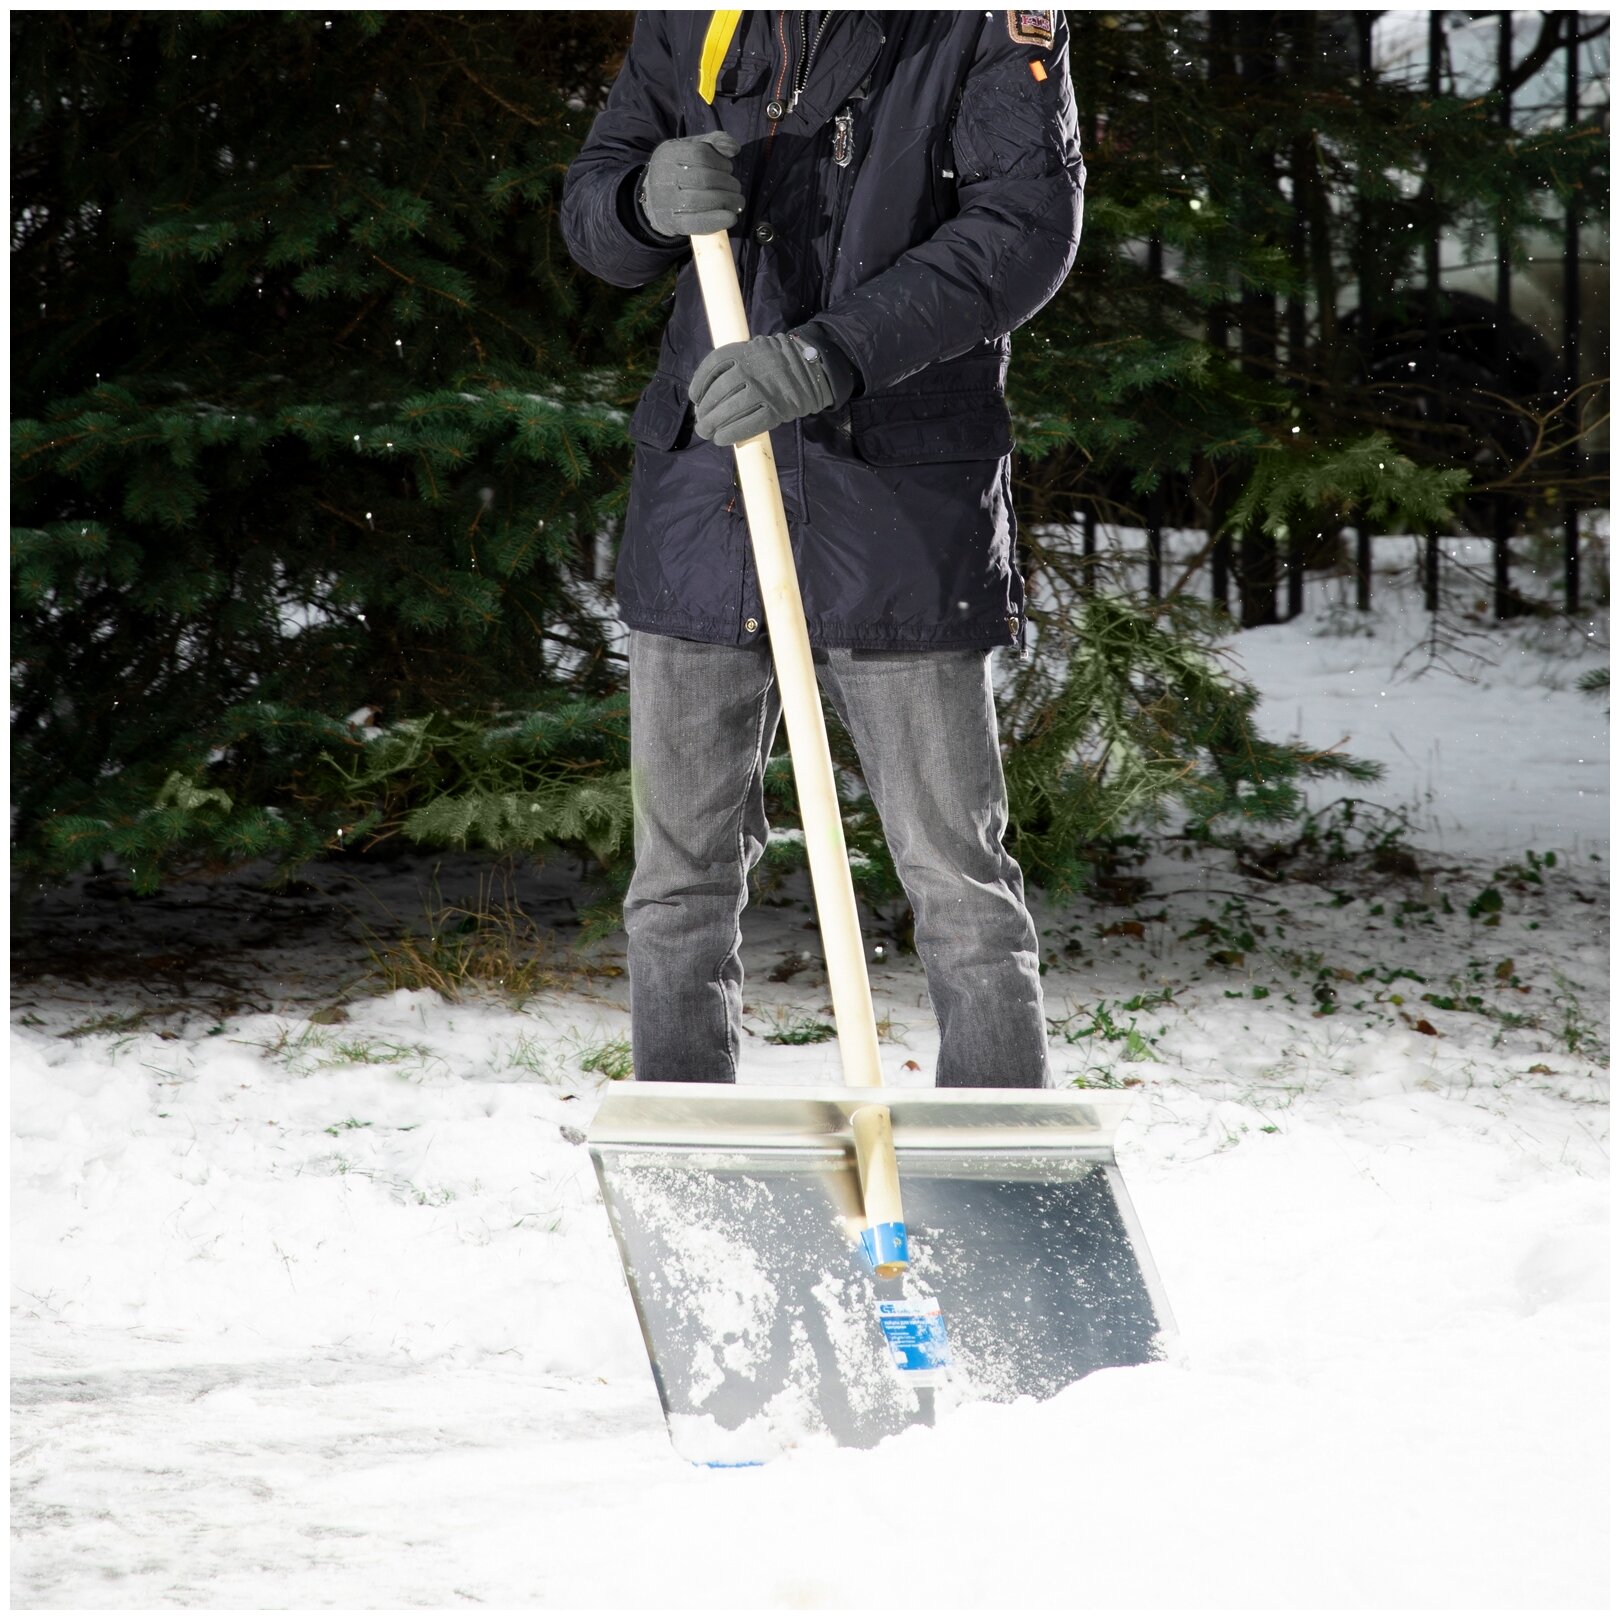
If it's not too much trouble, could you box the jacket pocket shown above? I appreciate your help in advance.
[848,388,1013,465]
[715,54,768,99]
[628,370,694,451]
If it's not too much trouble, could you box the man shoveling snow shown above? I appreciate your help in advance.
[561,10,1085,1087]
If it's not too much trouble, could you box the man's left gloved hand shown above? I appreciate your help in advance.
[689,328,856,447]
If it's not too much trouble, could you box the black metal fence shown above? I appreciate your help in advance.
[1078,10,1609,628]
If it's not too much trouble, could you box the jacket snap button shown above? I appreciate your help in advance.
[765,97,786,121]
[744,617,759,633]
[753,221,774,243]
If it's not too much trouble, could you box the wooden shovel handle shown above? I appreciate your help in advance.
[687,230,883,1093]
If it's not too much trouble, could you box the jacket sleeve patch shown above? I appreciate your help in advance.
[955,15,1079,186]
[1006,10,1054,48]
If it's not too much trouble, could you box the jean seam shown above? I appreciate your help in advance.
[714,669,771,1081]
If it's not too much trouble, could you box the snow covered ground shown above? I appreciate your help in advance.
[10,547,1610,1610]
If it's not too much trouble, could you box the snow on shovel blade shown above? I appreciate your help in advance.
[587,1084,1176,1465]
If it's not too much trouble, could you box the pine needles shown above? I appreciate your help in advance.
[1001,589,1382,895]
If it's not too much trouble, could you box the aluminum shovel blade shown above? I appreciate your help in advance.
[587,1084,1176,1465]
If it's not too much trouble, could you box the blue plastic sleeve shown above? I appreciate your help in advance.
[860,1220,910,1270]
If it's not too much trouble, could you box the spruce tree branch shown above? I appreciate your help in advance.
[335,291,388,344]
[1294,735,1353,767]
[420,23,549,129]
[367,250,544,361]
[368,253,472,311]
[15,431,95,462]
[315,499,377,537]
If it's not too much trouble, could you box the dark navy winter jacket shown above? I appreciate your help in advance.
[561,10,1084,650]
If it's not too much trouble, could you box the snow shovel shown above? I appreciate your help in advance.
[586,230,1176,1465]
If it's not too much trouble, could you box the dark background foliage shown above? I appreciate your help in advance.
[10,11,1606,911]
[13,12,649,888]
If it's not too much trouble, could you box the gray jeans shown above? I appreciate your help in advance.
[624,629,1050,1087]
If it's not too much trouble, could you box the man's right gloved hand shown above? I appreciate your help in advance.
[638,131,743,238]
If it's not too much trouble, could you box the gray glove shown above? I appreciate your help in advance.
[689,330,842,446]
[639,131,743,238]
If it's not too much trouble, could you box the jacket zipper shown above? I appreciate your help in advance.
[732,16,843,523]
[789,10,832,112]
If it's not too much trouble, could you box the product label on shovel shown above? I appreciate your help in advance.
[877,1298,951,1381]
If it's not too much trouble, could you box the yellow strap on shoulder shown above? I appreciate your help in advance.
[697,9,743,104]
